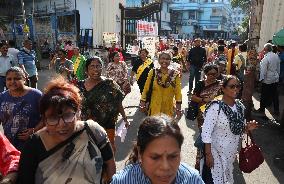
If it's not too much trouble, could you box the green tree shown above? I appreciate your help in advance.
[231,0,250,13]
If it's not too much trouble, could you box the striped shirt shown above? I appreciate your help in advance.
[17,48,38,77]
[111,163,204,184]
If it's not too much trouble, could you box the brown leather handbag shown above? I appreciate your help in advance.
[239,132,264,173]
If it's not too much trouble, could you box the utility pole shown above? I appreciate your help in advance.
[20,0,28,39]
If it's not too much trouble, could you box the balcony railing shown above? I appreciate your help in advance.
[123,1,162,19]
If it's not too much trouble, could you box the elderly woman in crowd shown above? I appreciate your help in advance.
[17,76,116,184]
[78,57,129,152]
[140,52,182,119]
[111,116,204,184]
[0,67,43,151]
[0,132,20,184]
[190,63,221,129]
[202,75,258,184]
[50,49,74,81]
[130,49,154,94]
[106,51,131,95]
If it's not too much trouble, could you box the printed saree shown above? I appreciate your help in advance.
[35,121,107,184]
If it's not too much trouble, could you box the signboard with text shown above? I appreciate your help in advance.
[102,32,118,47]
[137,20,158,38]
[142,36,158,59]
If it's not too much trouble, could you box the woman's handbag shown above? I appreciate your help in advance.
[239,132,264,173]
[186,100,199,120]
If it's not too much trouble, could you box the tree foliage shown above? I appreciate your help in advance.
[230,0,250,13]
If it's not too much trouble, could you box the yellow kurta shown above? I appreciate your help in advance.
[226,48,239,74]
[141,69,182,117]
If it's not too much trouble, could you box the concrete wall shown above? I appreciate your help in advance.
[93,0,125,47]
[76,0,93,29]
[259,0,284,50]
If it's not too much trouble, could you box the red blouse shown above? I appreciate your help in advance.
[0,132,20,176]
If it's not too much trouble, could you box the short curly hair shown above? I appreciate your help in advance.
[39,76,82,116]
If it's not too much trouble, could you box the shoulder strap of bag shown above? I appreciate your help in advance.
[84,121,106,149]
[20,49,32,56]
[218,100,222,115]
[41,128,85,162]
[238,54,246,69]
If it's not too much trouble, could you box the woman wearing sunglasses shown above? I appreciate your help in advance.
[17,76,116,184]
[189,63,221,172]
[201,75,258,184]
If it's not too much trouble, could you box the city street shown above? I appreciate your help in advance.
[1,0,284,183]
[36,59,284,184]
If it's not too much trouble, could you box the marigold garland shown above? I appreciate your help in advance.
[156,68,179,88]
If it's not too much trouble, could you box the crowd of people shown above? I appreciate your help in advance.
[0,35,283,184]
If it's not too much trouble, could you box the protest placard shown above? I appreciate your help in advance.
[102,32,118,47]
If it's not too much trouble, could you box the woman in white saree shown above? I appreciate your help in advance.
[17,76,116,184]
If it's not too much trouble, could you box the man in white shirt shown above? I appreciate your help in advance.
[0,41,17,92]
[255,43,281,116]
[7,40,19,63]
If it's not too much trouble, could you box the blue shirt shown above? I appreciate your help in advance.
[0,88,42,150]
[111,163,204,184]
[17,48,38,77]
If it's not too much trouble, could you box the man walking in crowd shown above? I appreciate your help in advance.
[7,40,19,63]
[187,38,207,93]
[18,39,38,88]
[255,43,281,116]
[0,41,17,92]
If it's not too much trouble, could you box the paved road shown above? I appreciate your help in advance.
[35,60,284,184]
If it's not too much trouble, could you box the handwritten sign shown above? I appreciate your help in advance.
[137,21,158,38]
[102,32,118,47]
[142,36,158,59]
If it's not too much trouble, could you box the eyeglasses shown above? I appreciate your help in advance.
[227,84,241,89]
[88,64,102,69]
[45,112,76,126]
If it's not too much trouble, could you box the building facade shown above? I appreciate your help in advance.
[169,0,233,39]
[259,0,284,50]
[19,0,125,48]
[230,7,246,31]
[93,0,125,47]
[125,0,172,37]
